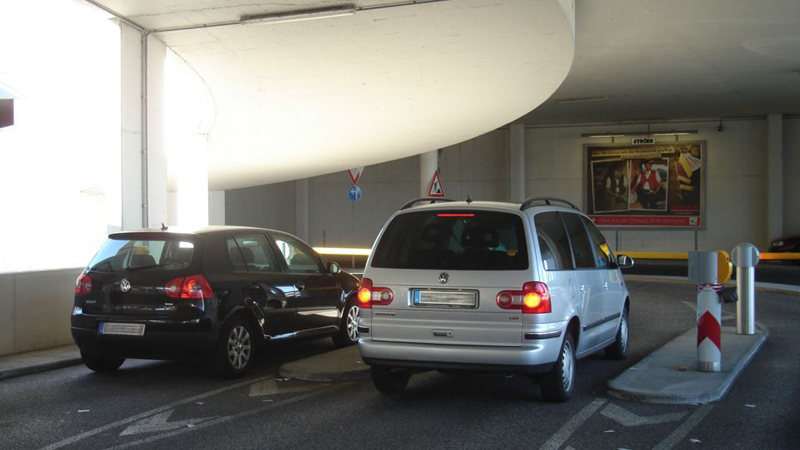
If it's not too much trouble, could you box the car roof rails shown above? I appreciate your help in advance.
[400,197,456,210]
[520,197,580,212]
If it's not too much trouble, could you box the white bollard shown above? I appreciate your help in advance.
[689,251,722,373]
[731,243,760,335]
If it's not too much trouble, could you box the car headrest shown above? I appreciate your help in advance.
[462,227,499,249]
[420,224,448,243]
[239,246,255,263]
[129,253,156,268]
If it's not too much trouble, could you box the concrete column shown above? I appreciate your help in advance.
[209,191,226,225]
[118,22,143,232]
[295,179,309,241]
[767,113,783,242]
[420,150,438,197]
[510,123,526,202]
[145,34,168,229]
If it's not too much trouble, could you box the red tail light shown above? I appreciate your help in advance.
[357,277,393,309]
[75,273,92,295]
[165,275,214,299]
[496,281,551,314]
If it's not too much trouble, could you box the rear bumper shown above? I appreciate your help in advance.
[71,316,217,360]
[358,337,562,374]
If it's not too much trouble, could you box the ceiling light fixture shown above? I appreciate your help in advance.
[555,96,610,105]
[581,129,698,138]
[240,5,356,25]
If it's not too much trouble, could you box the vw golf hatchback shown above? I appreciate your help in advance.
[357,197,633,401]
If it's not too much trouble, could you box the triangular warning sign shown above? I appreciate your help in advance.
[427,170,445,197]
[347,167,364,185]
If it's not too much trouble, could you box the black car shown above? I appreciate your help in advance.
[71,226,361,377]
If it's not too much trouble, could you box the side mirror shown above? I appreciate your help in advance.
[616,254,635,269]
[327,261,341,274]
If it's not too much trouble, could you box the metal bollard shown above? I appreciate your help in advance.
[688,251,722,372]
[731,243,760,335]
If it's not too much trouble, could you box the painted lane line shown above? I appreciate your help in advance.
[119,409,216,436]
[102,384,342,450]
[601,403,687,427]
[538,398,607,450]
[652,404,713,450]
[247,379,314,397]
[38,374,275,450]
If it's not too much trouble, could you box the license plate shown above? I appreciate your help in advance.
[412,289,478,309]
[98,322,145,336]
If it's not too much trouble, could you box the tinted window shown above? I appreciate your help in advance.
[371,211,528,270]
[581,216,615,269]
[562,213,596,269]
[273,235,322,273]
[234,234,278,272]
[87,238,195,273]
[227,238,248,271]
[534,212,574,270]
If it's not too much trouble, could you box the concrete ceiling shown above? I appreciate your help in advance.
[517,0,800,125]
[92,0,576,190]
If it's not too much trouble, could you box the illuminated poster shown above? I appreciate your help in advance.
[586,142,704,228]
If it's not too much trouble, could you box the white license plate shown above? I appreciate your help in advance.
[98,322,145,336]
[412,290,479,308]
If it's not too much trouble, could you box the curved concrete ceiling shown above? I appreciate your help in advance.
[93,0,576,190]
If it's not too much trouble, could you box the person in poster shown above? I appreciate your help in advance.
[591,160,628,212]
[630,159,667,210]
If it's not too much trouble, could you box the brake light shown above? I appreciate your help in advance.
[496,281,551,314]
[75,273,92,295]
[165,275,214,299]
[437,213,475,217]
[357,277,393,309]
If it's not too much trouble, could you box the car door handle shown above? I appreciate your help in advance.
[295,281,305,291]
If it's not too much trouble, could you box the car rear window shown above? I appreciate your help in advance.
[371,210,528,270]
[87,238,196,273]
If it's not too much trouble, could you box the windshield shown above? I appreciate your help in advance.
[371,210,528,270]
[87,238,196,273]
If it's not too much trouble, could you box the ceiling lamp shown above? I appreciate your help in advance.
[240,5,356,25]
[581,129,697,138]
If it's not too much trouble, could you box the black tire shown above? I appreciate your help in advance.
[216,315,255,379]
[332,300,360,348]
[540,333,576,403]
[605,307,629,360]
[371,366,411,393]
[81,351,125,373]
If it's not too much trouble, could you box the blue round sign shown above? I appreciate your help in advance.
[348,185,362,202]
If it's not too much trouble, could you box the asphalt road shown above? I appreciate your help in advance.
[2,281,798,450]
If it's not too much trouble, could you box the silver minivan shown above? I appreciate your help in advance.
[357,197,633,402]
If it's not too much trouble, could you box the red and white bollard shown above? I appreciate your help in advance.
[696,283,722,372]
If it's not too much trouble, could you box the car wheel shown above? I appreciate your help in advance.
[332,301,360,348]
[81,351,125,373]
[216,315,255,378]
[371,366,411,394]
[540,333,576,403]
[605,307,629,360]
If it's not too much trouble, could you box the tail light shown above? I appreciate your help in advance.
[357,277,393,309]
[496,281,551,314]
[75,273,92,295]
[165,275,214,299]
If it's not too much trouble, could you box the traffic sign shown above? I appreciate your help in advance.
[347,167,364,185]
[348,185,362,202]
[427,170,445,197]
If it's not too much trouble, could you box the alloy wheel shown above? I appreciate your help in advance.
[347,305,360,342]
[227,325,252,370]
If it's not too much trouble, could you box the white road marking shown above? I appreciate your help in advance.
[247,379,314,397]
[38,374,275,450]
[652,405,713,450]
[101,384,341,450]
[538,398,607,450]
[119,409,216,436]
[601,403,687,427]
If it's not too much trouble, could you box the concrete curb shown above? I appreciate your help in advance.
[0,345,83,381]
[608,325,769,405]
[278,345,370,382]
[0,357,83,381]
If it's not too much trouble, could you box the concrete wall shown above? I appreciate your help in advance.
[226,117,797,254]
[0,268,81,356]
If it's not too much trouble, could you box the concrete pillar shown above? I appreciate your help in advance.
[209,191,226,225]
[510,123,526,202]
[145,34,168,229]
[118,22,143,232]
[420,150,438,197]
[767,113,783,242]
[295,179,309,241]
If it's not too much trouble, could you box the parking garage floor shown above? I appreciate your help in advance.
[2,280,798,450]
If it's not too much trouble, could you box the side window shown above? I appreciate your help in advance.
[233,234,278,272]
[534,212,574,270]
[561,213,596,269]
[273,236,322,274]
[227,238,247,271]
[581,216,614,269]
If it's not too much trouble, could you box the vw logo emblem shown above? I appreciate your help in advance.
[120,279,131,293]
[438,272,449,284]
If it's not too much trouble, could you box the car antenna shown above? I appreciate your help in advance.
[161,223,168,231]
[466,195,473,204]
